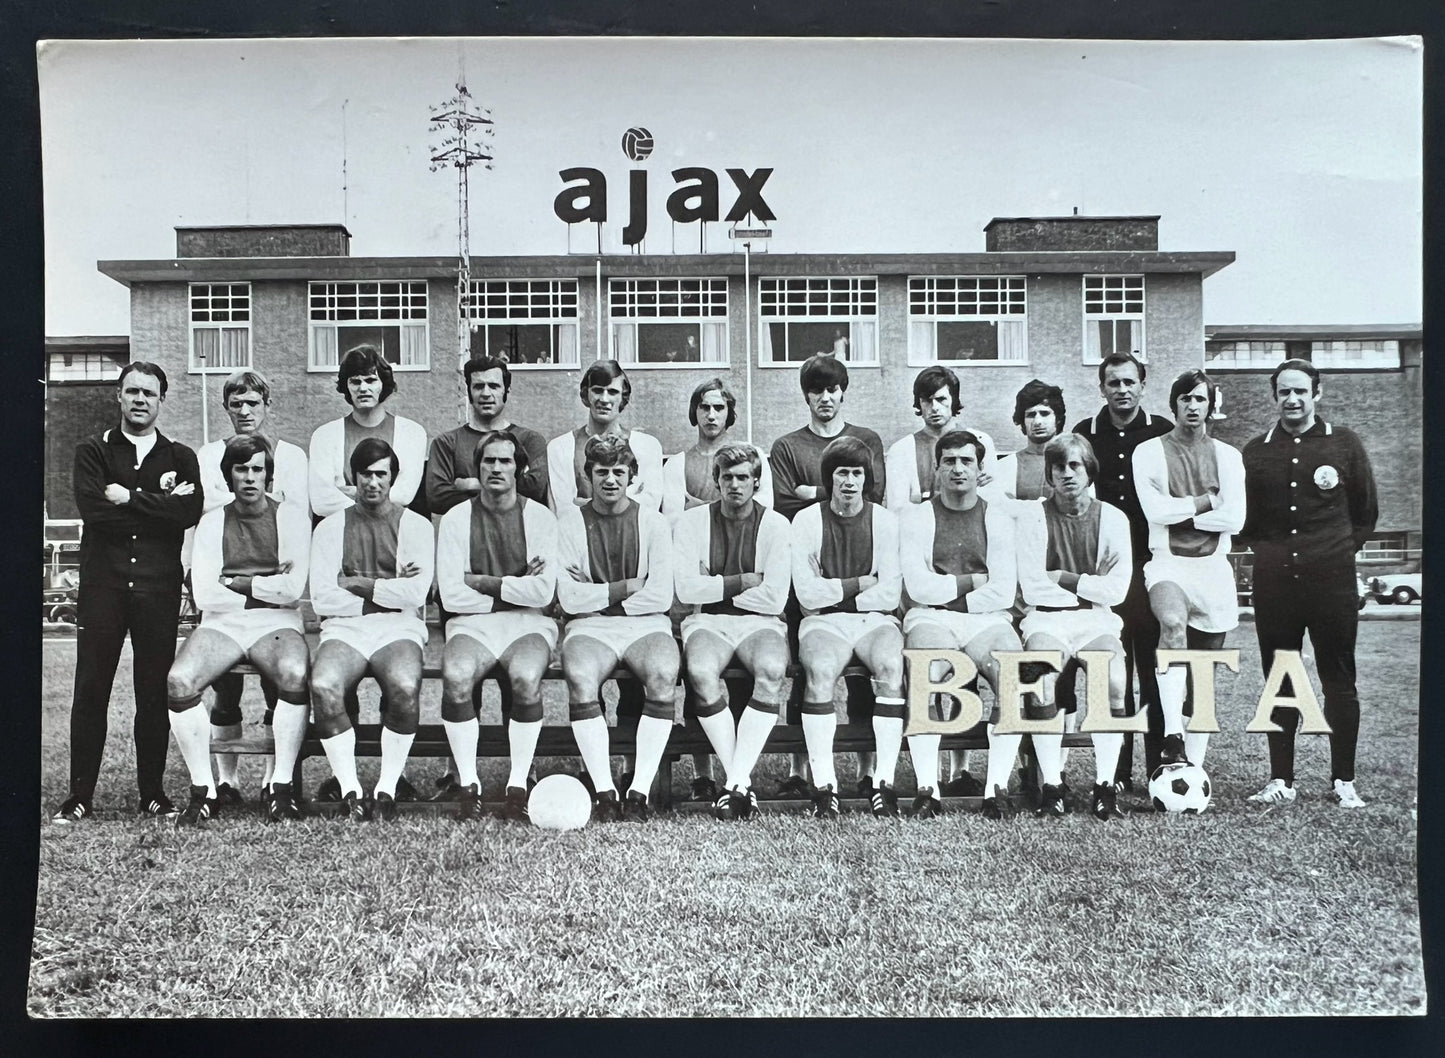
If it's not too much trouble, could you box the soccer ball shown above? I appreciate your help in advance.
[621,126,654,162]
[528,774,592,830]
[1148,762,1213,814]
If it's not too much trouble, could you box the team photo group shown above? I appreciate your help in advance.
[58,338,1377,830]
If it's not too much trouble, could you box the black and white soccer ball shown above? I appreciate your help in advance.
[621,126,654,162]
[1148,762,1213,814]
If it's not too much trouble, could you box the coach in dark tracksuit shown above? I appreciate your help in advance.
[55,363,203,822]
[1071,351,1172,787]
[1239,359,1377,808]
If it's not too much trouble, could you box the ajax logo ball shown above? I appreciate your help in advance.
[622,127,654,162]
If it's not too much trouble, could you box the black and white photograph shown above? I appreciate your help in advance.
[32,34,1423,1017]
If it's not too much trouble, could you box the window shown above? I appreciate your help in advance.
[758,277,877,365]
[1083,275,1145,363]
[47,352,124,383]
[908,276,1026,365]
[608,278,728,367]
[1311,340,1401,369]
[464,279,579,368]
[189,283,251,372]
[309,281,429,371]
[1205,340,1287,369]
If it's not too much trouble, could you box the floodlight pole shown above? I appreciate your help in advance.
[429,78,494,421]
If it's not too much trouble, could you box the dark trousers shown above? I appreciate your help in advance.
[1253,563,1361,783]
[1112,566,1162,782]
[69,584,181,801]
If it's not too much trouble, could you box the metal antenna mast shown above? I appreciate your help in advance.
[429,77,494,419]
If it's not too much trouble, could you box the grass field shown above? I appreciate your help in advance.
[30,622,1423,1017]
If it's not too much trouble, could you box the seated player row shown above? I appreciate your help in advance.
[165,383,1244,825]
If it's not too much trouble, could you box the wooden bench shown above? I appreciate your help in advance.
[215,652,1098,813]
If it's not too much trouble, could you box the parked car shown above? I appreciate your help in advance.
[1367,573,1422,605]
[44,582,79,624]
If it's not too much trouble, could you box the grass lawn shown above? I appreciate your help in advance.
[29,623,1423,1017]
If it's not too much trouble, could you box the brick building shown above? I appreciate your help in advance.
[93,216,1232,466]
[1205,323,1423,571]
[43,335,130,521]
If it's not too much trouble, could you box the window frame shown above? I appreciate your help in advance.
[756,275,879,368]
[1310,339,1402,370]
[907,275,1028,367]
[463,278,581,370]
[1082,274,1146,366]
[188,282,252,374]
[607,276,730,369]
[1204,339,1290,371]
[307,279,430,373]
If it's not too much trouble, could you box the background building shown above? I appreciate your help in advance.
[92,215,1230,459]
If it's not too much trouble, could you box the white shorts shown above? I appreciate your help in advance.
[318,613,429,660]
[445,611,559,656]
[1143,553,1240,633]
[563,614,673,658]
[902,607,1014,648]
[681,613,787,654]
[1019,607,1124,656]
[799,611,901,651]
[199,607,305,653]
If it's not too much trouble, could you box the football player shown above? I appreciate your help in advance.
[192,369,308,806]
[770,355,888,798]
[308,438,434,821]
[1070,352,1173,788]
[1133,369,1245,769]
[1016,433,1134,819]
[673,444,792,819]
[166,436,311,824]
[898,430,1019,818]
[662,378,772,802]
[547,359,664,513]
[791,436,903,819]
[885,365,995,511]
[435,430,559,821]
[982,379,1067,506]
[661,377,773,520]
[309,345,428,518]
[556,434,678,821]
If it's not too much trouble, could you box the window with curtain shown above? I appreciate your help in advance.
[464,279,580,368]
[608,277,728,367]
[189,282,251,372]
[757,276,878,366]
[308,280,429,371]
[1083,274,1145,364]
[908,276,1027,365]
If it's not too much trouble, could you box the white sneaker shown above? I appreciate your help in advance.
[1333,779,1366,809]
[1248,778,1298,804]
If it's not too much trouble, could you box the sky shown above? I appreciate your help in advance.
[38,35,1423,336]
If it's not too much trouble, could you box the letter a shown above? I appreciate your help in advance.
[554,168,607,224]
[666,168,719,223]
[903,649,983,736]
[1244,650,1333,734]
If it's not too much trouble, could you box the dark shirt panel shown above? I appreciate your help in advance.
[73,427,203,593]
[769,422,886,521]
[1240,420,1378,574]
[1071,407,1173,558]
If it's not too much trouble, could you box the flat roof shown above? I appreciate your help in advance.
[1206,323,1421,340]
[984,215,1162,228]
[44,335,130,349]
[99,249,1236,286]
[174,223,352,233]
